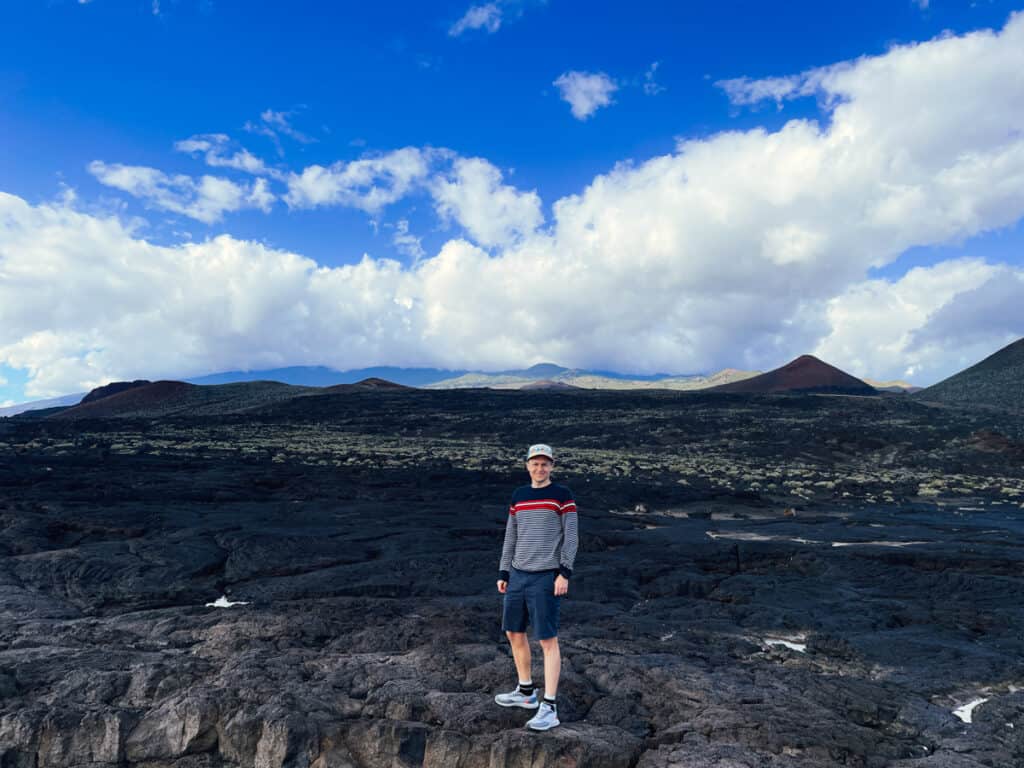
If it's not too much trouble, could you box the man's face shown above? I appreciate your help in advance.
[526,456,553,485]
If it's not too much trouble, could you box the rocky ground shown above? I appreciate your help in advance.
[1,389,1023,767]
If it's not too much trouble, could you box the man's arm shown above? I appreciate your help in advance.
[498,501,517,584]
[559,494,578,580]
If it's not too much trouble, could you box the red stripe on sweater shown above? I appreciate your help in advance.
[510,499,562,515]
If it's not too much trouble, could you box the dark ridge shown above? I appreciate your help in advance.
[520,379,583,391]
[9,406,74,420]
[51,378,413,420]
[325,377,412,391]
[54,381,196,419]
[80,380,151,405]
[915,337,1024,411]
[705,355,876,395]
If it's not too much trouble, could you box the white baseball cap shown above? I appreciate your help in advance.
[526,443,554,461]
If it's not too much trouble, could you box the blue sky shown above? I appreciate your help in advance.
[1,0,1023,403]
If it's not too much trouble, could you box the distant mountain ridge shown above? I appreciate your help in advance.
[1,356,939,418]
[187,365,466,388]
[9,339,1021,419]
[862,378,922,394]
[47,356,867,421]
[424,364,761,391]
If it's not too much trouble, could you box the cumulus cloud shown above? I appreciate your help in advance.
[431,157,543,247]
[449,3,502,36]
[284,147,437,214]
[88,161,275,223]
[812,259,1018,383]
[0,191,431,396]
[907,268,1024,369]
[5,15,1024,394]
[553,70,618,120]
[246,178,275,212]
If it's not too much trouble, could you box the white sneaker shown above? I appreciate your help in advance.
[494,688,539,709]
[526,702,560,731]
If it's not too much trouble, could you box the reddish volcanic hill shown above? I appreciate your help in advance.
[54,381,197,419]
[52,378,414,419]
[704,355,877,395]
[52,380,317,419]
[80,379,151,405]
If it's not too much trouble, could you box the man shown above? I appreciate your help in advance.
[494,443,579,731]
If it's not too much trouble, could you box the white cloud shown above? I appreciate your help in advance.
[392,219,425,262]
[715,73,821,107]
[174,134,281,178]
[258,109,315,144]
[449,3,502,36]
[0,191,430,396]
[553,71,618,120]
[247,178,275,212]
[812,259,1017,382]
[284,148,437,214]
[907,267,1024,369]
[4,15,1024,394]
[0,373,7,387]
[88,161,274,224]
[643,62,666,96]
[244,109,315,156]
[431,157,542,247]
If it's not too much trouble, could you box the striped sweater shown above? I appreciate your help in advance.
[499,483,578,581]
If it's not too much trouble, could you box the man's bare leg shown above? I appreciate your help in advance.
[538,636,560,698]
[506,631,532,683]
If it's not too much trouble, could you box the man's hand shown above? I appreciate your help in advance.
[497,580,508,593]
[554,575,569,596]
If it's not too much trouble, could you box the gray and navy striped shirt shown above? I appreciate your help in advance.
[499,483,578,581]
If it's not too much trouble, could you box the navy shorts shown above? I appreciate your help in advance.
[501,568,561,640]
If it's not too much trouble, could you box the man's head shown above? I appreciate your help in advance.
[525,443,554,486]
